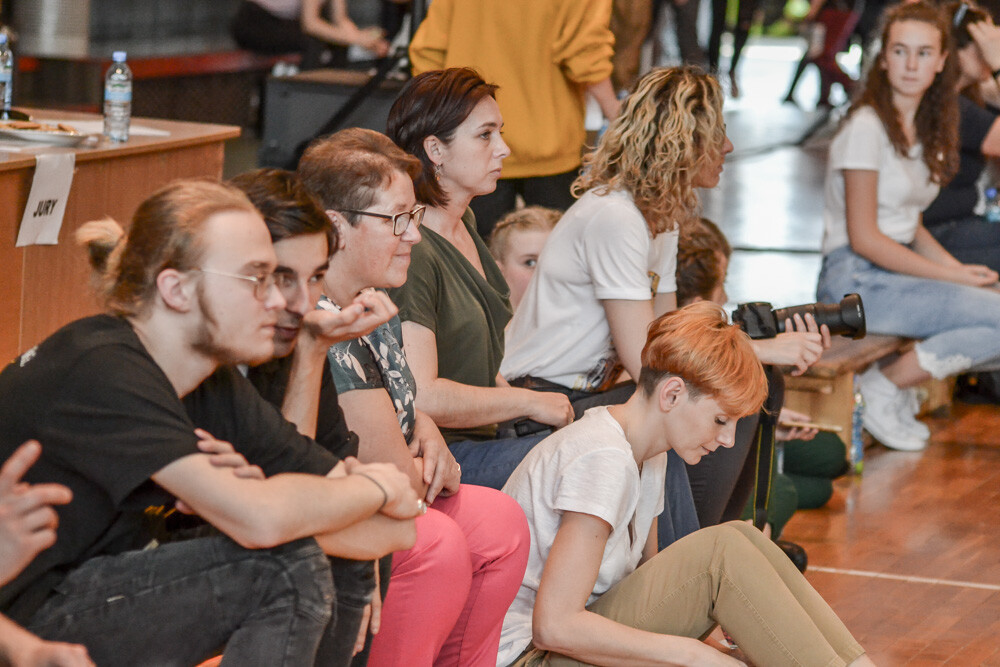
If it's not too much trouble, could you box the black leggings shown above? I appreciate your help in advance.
[708,0,761,74]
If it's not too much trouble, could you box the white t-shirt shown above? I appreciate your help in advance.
[822,106,940,254]
[497,407,668,666]
[500,189,679,390]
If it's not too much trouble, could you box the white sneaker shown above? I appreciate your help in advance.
[858,366,928,451]
[901,387,931,440]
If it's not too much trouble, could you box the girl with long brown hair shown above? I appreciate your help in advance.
[817,1,1000,451]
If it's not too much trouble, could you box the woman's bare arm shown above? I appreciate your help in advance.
[401,321,573,429]
[844,169,997,285]
[532,511,740,666]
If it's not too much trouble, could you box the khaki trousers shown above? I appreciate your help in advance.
[513,521,864,667]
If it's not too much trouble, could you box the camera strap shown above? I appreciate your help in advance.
[752,366,784,531]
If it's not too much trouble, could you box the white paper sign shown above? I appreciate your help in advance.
[16,152,76,247]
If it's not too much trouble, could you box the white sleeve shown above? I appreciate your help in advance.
[553,448,639,530]
[650,229,678,294]
[830,108,884,172]
[581,204,656,301]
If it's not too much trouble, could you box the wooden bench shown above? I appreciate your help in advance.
[782,334,953,440]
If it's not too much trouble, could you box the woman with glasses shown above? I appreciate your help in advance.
[383,67,575,491]
[297,127,530,667]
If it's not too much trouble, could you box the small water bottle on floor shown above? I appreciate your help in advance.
[984,187,1000,223]
[851,383,865,474]
[103,51,132,142]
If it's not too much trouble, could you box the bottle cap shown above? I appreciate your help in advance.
[112,51,127,63]
[0,34,8,45]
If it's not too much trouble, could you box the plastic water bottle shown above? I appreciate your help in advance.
[0,33,13,117]
[984,187,1000,223]
[850,383,865,474]
[103,51,132,142]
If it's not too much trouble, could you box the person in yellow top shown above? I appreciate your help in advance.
[409,0,621,237]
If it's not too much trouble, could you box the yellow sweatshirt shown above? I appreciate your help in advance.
[409,0,614,179]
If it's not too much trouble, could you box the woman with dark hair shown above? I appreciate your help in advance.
[817,1,1000,452]
[384,67,574,490]
[922,1,1000,273]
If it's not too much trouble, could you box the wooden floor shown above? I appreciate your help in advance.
[696,40,1000,665]
[784,402,1000,665]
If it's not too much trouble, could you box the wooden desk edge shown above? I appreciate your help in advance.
[0,112,241,172]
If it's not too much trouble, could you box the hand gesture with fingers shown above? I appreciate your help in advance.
[410,411,460,503]
[344,459,423,519]
[174,429,264,515]
[311,291,398,347]
[969,20,1000,72]
[0,441,73,586]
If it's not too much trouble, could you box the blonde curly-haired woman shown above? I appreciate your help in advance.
[501,66,829,542]
[501,66,730,395]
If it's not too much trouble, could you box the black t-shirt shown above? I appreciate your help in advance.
[924,96,997,225]
[0,315,338,621]
[245,356,358,460]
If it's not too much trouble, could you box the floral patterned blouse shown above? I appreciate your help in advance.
[321,295,417,443]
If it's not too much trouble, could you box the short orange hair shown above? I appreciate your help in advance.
[638,302,766,417]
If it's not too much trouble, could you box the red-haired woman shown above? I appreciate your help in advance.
[498,304,874,667]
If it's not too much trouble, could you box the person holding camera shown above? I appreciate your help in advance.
[497,304,874,667]
[817,1,1000,452]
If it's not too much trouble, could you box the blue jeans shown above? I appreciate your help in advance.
[818,245,1000,377]
[448,434,549,490]
[27,536,337,667]
[926,215,1000,275]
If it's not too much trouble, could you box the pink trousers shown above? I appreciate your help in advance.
[367,484,530,667]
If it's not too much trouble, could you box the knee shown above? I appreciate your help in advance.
[457,486,530,563]
[705,521,765,555]
[399,510,473,584]
[263,537,335,624]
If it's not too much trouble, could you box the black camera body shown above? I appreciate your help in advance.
[732,293,866,340]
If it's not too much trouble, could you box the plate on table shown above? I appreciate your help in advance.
[0,121,89,147]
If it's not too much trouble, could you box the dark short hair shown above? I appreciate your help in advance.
[386,67,498,208]
[297,128,422,226]
[229,168,336,257]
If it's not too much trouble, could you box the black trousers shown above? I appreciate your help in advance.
[469,168,579,239]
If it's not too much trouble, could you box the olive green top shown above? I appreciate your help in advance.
[388,209,513,442]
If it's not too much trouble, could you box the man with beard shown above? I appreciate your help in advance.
[0,179,419,666]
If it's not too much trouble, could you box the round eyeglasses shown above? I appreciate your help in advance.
[341,205,426,236]
[192,268,278,300]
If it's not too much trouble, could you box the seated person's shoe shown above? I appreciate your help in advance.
[903,387,931,440]
[858,366,928,451]
[775,539,808,572]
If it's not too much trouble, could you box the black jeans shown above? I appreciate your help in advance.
[28,536,339,666]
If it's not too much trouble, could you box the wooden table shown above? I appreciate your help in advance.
[0,111,240,362]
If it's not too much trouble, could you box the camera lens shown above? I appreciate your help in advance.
[773,293,866,339]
